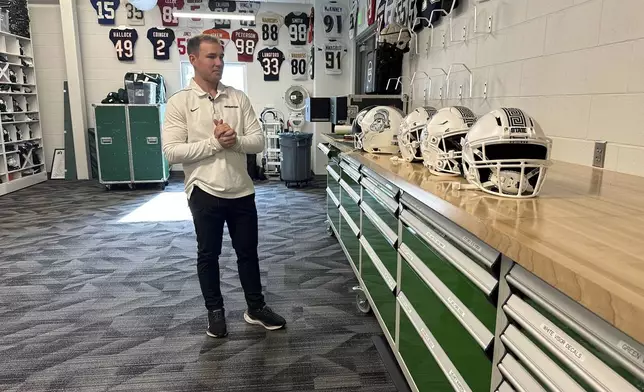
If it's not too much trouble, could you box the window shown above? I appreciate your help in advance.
[180,61,247,92]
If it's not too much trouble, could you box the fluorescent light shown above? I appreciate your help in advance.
[173,11,256,21]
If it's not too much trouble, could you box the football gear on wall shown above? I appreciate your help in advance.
[398,106,436,162]
[359,106,404,154]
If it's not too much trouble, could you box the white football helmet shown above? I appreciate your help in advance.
[462,108,552,198]
[359,106,404,154]
[420,106,477,176]
[398,106,437,162]
[352,106,376,150]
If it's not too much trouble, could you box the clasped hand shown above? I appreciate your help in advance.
[214,119,237,148]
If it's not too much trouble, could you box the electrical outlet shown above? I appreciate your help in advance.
[593,141,607,168]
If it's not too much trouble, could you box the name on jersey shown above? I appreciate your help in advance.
[112,31,135,38]
[212,1,230,6]
[152,31,171,38]
[291,52,307,59]
[236,31,256,38]
[262,51,281,58]
[291,17,306,24]
[326,44,343,50]
[324,5,343,12]
[262,17,280,23]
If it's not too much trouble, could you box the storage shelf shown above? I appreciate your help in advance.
[4,137,42,145]
[7,163,44,174]
[0,31,31,42]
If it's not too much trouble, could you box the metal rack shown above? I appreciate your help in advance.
[262,120,283,177]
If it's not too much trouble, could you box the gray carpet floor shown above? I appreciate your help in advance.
[0,176,396,392]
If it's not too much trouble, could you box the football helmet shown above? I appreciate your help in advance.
[420,106,477,176]
[462,108,552,198]
[358,106,404,154]
[352,105,376,150]
[398,106,436,162]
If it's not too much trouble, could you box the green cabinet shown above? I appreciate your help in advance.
[94,104,169,189]
[326,187,340,234]
[339,206,360,274]
[360,237,396,338]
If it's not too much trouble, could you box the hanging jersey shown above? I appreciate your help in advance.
[209,0,236,29]
[258,12,283,46]
[109,28,137,62]
[308,7,315,43]
[158,0,184,27]
[202,28,230,47]
[176,29,197,57]
[414,0,443,31]
[322,41,346,75]
[284,12,309,46]
[125,1,144,26]
[384,0,396,26]
[367,0,377,26]
[185,0,205,28]
[322,2,345,39]
[231,28,258,62]
[407,0,418,28]
[147,27,175,60]
[348,0,357,40]
[376,0,387,31]
[91,0,120,25]
[257,47,285,82]
[289,50,308,81]
[238,1,260,28]
[394,0,408,26]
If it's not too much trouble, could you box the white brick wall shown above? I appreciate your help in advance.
[405,0,644,176]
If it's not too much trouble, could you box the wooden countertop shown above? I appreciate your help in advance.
[321,133,644,344]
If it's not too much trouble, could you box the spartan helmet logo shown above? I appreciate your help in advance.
[369,109,391,133]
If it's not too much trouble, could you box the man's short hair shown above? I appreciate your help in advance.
[187,34,222,56]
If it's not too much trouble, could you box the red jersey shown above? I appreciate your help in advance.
[231,28,259,62]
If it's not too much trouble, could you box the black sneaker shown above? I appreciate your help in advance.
[244,306,286,330]
[207,309,228,338]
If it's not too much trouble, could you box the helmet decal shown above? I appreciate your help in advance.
[454,106,477,127]
[370,108,391,133]
[502,107,528,128]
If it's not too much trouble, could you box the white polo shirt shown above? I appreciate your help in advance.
[162,78,264,199]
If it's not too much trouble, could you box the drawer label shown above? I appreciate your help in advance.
[462,236,482,252]
[617,341,644,366]
[448,369,466,392]
[447,296,466,319]
[419,327,435,350]
[146,137,158,144]
[100,137,113,145]
[540,323,585,362]
[426,231,446,249]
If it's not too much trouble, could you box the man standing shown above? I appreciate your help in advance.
[162,34,286,338]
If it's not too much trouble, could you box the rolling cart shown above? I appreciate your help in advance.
[93,104,170,190]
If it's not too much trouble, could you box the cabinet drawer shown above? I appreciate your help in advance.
[326,165,341,198]
[340,181,361,224]
[339,208,360,273]
[340,161,361,195]
[360,237,396,337]
[400,258,492,391]
[397,292,471,392]
[361,179,398,234]
[326,187,340,233]
[361,166,400,199]
[508,265,644,391]
[504,294,642,392]
[361,211,397,281]
[498,353,546,392]
[399,217,497,333]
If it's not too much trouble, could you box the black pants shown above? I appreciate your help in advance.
[188,186,265,311]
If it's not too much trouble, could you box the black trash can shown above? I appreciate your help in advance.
[279,132,313,186]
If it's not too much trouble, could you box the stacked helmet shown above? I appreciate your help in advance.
[421,106,477,176]
[352,105,376,150]
[462,108,552,198]
[359,106,404,154]
[398,106,436,162]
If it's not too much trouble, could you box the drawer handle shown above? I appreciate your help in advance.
[317,143,330,155]
[326,187,340,207]
[362,178,398,213]
[339,179,360,204]
[340,206,359,237]
[397,293,472,392]
[401,210,497,296]
[504,295,639,392]
[498,354,547,392]
[326,165,340,182]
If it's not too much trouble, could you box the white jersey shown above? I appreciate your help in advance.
[125,1,145,26]
[185,0,205,28]
[322,2,345,39]
[323,41,347,75]
[258,11,284,46]
[289,50,308,81]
